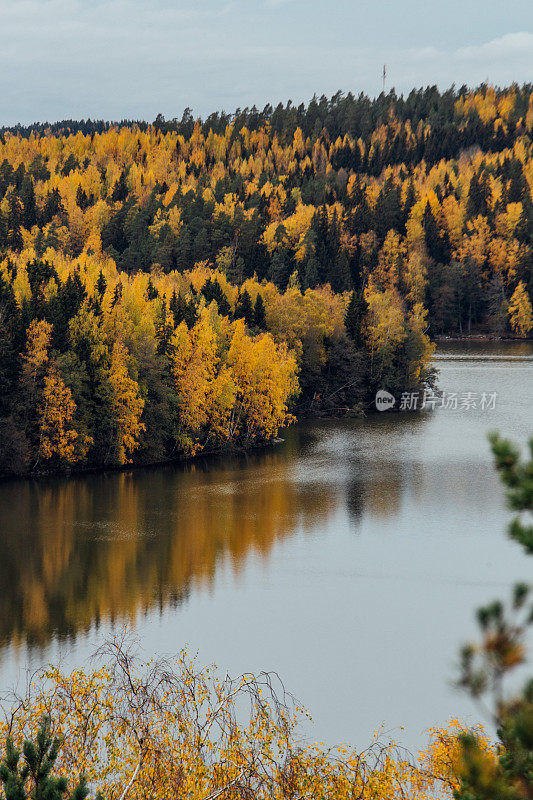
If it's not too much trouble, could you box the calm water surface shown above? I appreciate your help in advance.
[0,340,532,750]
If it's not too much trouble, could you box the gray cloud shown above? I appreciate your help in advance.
[457,32,533,61]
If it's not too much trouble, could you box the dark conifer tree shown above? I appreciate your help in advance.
[507,158,527,204]
[111,281,123,307]
[111,169,129,202]
[0,275,22,412]
[76,185,90,210]
[6,194,23,251]
[374,177,402,239]
[61,153,79,176]
[146,277,159,300]
[423,204,450,264]
[234,289,254,326]
[344,289,367,347]
[60,272,86,320]
[303,254,320,288]
[330,248,351,292]
[155,303,174,357]
[402,179,416,229]
[184,296,198,329]
[254,293,267,329]
[96,270,107,297]
[201,278,230,316]
[34,228,45,257]
[20,175,37,229]
[466,169,489,218]
[169,290,187,326]
[87,294,103,317]
[41,188,65,225]
[0,716,88,800]
[269,250,289,289]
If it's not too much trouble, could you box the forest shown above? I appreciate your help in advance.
[1,84,533,475]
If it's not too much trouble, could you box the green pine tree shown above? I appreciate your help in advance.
[155,303,174,357]
[344,290,366,347]
[95,271,107,298]
[0,716,89,800]
[454,434,533,800]
[201,279,230,316]
[111,282,122,308]
[20,175,37,230]
[303,255,320,289]
[330,248,351,292]
[146,278,159,300]
[253,293,267,329]
[76,185,90,211]
[234,289,254,327]
[111,169,129,202]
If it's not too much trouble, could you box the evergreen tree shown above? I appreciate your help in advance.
[155,304,174,357]
[6,194,23,251]
[95,270,107,298]
[374,177,402,238]
[169,290,187,326]
[0,716,88,800]
[183,296,198,329]
[507,158,528,204]
[20,175,37,229]
[466,169,489,218]
[175,226,192,272]
[61,153,78,176]
[423,204,450,263]
[35,229,45,258]
[402,179,416,229]
[111,169,129,202]
[101,205,129,255]
[60,272,86,321]
[344,290,366,347]
[41,188,65,226]
[111,281,123,307]
[87,294,103,317]
[303,254,320,288]
[269,250,289,289]
[329,248,351,292]
[254,293,267,329]
[455,434,533,799]
[146,277,159,300]
[312,204,330,283]
[234,289,254,327]
[201,279,230,316]
[0,275,22,412]
[76,185,90,210]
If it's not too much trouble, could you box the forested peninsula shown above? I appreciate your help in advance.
[1,85,533,476]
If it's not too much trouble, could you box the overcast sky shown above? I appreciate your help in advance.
[2,0,533,126]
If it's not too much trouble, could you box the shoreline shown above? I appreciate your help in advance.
[3,337,531,483]
[0,436,287,485]
[434,334,533,342]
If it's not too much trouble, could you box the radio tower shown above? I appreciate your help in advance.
[383,64,386,93]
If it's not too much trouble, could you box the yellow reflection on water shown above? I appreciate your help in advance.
[0,444,342,651]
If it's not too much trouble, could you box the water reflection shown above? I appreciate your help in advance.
[0,444,347,650]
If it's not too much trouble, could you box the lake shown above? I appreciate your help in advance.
[0,340,532,751]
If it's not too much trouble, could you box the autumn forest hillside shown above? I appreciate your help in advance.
[1,84,533,476]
